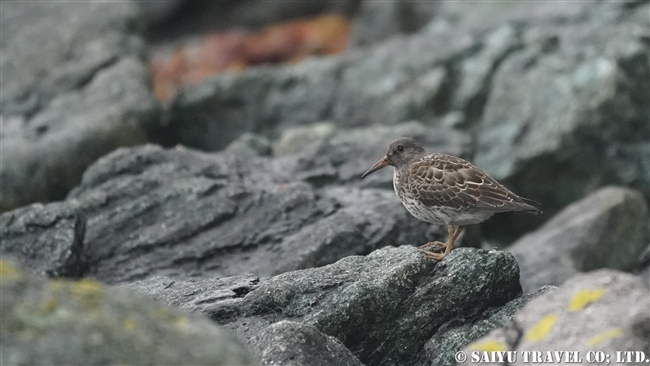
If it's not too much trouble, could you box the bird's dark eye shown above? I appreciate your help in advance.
[397,145,404,152]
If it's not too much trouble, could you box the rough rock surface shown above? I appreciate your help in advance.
[122,274,261,315]
[251,321,365,366]
[424,285,555,366]
[350,0,439,46]
[474,1,649,239]
[0,203,87,278]
[129,246,526,366]
[0,259,258,365]
[510,186,650,293]
[461,270,650,366]
[1,122,470,284]
[1,1,161,212]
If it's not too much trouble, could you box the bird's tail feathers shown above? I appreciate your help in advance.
[520,197,542,214]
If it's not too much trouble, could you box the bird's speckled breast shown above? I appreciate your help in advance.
[393,168,493,226]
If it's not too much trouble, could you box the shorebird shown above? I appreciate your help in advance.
[361,137,540,260]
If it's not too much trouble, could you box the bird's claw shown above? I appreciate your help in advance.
[419,241,446,253]
[419,248,448,261]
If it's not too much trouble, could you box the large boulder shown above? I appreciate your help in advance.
[474,1,649,240]
[1,1,161,212]
[1,122,470,284]
[128,246,529,366]
[510,186,649,293]
[461,270,650,365]
[0,259,257,365]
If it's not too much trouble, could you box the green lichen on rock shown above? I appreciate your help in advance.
[0,260,258,365]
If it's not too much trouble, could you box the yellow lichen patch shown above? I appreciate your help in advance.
[568,288,605,312]
[151,306,179,323]
[48,279,68,293]
[467,339,508,352]
[174,315,189,330]
[0,260,22,280]
[39,298,58,314]
[71,279,104,308]
[122,318,136,332]
[588,328,623,346]
[525,313,558,342]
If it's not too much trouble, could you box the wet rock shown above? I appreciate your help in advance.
[1,1,161,212]
[0,259,258,365]
[130,246,524,366]
[510,186,649,293]
[251,321,364,366]
[461,270,650,366]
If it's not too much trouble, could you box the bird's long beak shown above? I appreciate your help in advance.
[361,156,390,179]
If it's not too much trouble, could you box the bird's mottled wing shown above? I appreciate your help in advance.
[407,154,536,212]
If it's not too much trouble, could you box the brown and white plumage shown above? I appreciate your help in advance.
[361,137,539,260]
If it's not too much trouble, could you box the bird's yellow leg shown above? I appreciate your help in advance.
[419,241,445,251]
[423,225,463,261]
[419,224,454,252]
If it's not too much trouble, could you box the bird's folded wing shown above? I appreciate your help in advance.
[407,156,533,212]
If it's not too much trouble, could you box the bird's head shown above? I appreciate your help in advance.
[361,137,426,178]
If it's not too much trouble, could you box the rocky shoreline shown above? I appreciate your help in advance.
[2,1,649,365]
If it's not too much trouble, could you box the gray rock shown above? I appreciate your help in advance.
[2,123,470,283]
[129,246,524,366]
[165,19,490,151]
[134,0,185,25]
[0,203,86,278]
[279,121,471,190]
[425,285,555,366]
[251,321,364,366]
[272,122,337,157]
[1,1,161,212]
[474,3,649,216]
[510,186,650,293]
[225,132,273,157]
[437,0,595,32]
[350,1,439,46]
[460,270,650,366]
[123,274,260,315]
[0,259,258,366]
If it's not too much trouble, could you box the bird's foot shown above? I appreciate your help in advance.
[419,248,450,261]
[419,241,446,252]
